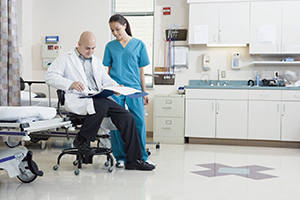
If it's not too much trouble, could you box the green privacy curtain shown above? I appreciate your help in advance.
[0,0,20,106]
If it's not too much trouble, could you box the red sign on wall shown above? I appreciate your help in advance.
[163,7,171,15]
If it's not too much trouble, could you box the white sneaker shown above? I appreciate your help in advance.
[116,160,125,168]
[145,159,156,166]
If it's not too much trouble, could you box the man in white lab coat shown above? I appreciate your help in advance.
[45,31,155,170]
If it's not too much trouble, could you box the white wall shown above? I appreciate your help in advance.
[20,0,111,95]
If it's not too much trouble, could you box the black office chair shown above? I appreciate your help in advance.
[53,90,114,175]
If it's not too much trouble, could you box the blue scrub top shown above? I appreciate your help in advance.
[103,38,150,90]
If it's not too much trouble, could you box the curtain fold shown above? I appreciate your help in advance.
[0,0,20,106]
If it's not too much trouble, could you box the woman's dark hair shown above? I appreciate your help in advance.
[109,14,132,36]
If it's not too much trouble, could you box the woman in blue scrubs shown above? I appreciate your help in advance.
[103,14,155,168]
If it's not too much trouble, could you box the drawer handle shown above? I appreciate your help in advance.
[165,120,172,125]
[165,100,172,104]
[260,94,269,97]
[162,107,172,109]
[162,127,172,130]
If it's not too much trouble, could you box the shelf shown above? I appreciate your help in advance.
[253,61,300,65]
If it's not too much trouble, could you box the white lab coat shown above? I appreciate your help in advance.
[45,49,118,115]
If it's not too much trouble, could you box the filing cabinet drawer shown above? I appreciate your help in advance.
[155,96,184,117]
[154,117,184,137]
[249,90,281,100]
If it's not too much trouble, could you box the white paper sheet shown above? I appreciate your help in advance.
[194,25,208,44]
[256,25,276,44]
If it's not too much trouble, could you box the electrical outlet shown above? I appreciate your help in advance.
[221,71,226,78]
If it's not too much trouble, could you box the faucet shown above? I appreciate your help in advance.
[223,80,232,86]
[217,69,220,86]
[205,79,213,86]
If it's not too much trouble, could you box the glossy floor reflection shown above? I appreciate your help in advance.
[1,141,300,200]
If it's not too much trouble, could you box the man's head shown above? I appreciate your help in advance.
[77,31,96,58]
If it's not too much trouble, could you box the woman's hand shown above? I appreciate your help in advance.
[143,95,149,105]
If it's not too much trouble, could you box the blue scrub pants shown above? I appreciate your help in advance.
[110,95,148,163]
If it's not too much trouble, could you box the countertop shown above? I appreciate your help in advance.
[185,80,300,90]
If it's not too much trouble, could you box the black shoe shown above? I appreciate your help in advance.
[125,159,155,171]
[73,135,95,155]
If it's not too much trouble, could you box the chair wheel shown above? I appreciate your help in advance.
[104,161,110,167]
[108,167,113,173]
[156,144,160,149]
[74,169,80,176]
[53,165,59,171]
[73,160,78,166]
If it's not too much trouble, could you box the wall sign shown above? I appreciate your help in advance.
[163,7,171,15]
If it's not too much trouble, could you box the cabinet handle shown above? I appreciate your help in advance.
[213,34,217,42]
[162,127,172,130]
[165,100,172,104]
[165,120,172,125]
[282,104,285,113]
[260,94,269,98]
[162,107,172,109]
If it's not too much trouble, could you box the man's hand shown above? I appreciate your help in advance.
[71,81,85,92]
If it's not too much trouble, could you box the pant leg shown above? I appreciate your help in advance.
[110,95,127,162]
[110,130,126,162]
[78,98,109,142]
[106,98,142,162]
[125,96,148,161]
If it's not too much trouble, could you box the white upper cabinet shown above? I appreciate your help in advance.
[188,2,250,45]
[250,1,300,54]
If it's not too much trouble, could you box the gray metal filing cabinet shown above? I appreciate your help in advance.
[153,94,185,144]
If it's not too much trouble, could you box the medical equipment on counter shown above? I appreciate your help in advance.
[0,146,43,183]
[232,52,241,70]
[42,36,61,69]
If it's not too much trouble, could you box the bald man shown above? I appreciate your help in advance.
[45,31,155,171]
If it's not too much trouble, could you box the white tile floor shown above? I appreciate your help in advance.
[1,141,300,200]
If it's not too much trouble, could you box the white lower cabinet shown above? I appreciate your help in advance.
[185,89,248,139]
[185,88,300,142]
[185,99,215,138]
[281,91,300,141]
[216,100,248,139]
[248,101,281,140]
[248,90,281,140]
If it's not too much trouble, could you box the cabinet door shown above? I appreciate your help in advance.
[219,2,250,44]
[216,100,248,139]
[185,99,215,138]
[282,1,300,54]
[249,1,282,54]
[248,101,281,140]
[188,3,218,44]
[281,102,300,141]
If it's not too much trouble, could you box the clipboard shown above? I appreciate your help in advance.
[80,87,148,99]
